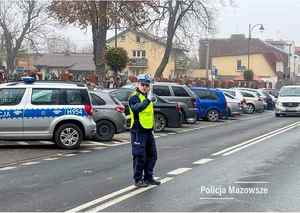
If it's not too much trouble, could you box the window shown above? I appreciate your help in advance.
[111,89,133,101]
[91,94,105,105]
[0,88,25,105]
[32,89,61,105]
[136,35,141,43]
[193,89,218,100]
[237,59,242,71]
[137,51,140,57]
[241,91,255,98]
[65,89,90,105]
[153,86,171,96]
[172,86,190,97]
[142,50,146,58]
[133,50,136,57]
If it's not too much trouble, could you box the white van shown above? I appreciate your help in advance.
[275,85,300,117]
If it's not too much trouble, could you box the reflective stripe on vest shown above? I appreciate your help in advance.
[129,91,154,129]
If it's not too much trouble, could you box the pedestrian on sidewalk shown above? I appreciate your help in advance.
[128,74,161,188]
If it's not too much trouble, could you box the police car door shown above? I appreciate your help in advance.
[0,87,26,139]
[23,88,61,139]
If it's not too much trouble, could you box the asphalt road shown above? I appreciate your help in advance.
[1,111,300,211]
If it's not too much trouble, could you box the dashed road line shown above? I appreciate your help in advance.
[64,154,77,157]
[39,141,54,145]
[91,147,107,150]
[193,158,214,165]
[43,157,60,161]
[0,166,17,171]
[167,132,177,135]
[167,168,192,176]
[17,142,29,145]
[21,161,40,166]
[78,150,92,153]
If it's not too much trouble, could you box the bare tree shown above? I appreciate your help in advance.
[0,0,48,76]
[148,0,230,78]
[49,0,152,85]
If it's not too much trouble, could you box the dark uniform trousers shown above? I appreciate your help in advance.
[131,131,157,182]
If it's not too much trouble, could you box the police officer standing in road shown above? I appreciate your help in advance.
[129,74,161,187]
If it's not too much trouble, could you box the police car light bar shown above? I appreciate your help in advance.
[21,76,35,84]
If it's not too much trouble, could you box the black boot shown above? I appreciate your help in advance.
[145,179,161,185]
[134,180,148,188]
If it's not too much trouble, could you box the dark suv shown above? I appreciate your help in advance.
[152,82,197,124]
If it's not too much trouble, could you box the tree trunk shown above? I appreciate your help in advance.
[6,50,16,79]
[92,23,107,86]
[154,38,173,78]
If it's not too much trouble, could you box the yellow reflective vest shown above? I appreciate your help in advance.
[129,91,154,129]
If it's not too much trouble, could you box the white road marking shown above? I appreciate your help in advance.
[193,158,214,165]
[159,134,169,137]
[78,150,92,153]
[211,121,300,156]
[65,185,137,213]
[21,161,40,166]
[17,142,29,145]
[39,141,54,145]
[168,132,176,135]
[89,177,174,212]
[85,141,102,145]
[86,142,116,147]
[0,166,17,171]
[154,136,160,138]
[167,168,192,176]
[112,141,122,144]
[64,154,77,157]
[43,157,59,161]
[222,124,299,156]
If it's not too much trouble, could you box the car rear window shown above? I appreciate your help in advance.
[0,88,25,105]
[91,93,106,105]
[172,86,190,97]
[65,89,90,105]
[111,89,133,101]
[241,91,255,98]
[194,90,218,100]
[153,85,171,96]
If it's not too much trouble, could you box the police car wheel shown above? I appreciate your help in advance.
[54,124,82,149]
[96,120,115,141]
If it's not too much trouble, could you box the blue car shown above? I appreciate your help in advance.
[191,87,227,122]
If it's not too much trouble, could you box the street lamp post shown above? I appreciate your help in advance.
[247,24,264,71]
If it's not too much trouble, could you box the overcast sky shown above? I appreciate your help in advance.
[60,0,300,50]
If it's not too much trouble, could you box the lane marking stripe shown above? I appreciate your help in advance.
[90,177,174,212]
[0,166,17,171]
[222,125,298,156]
[43,157,59,161]
[193,158,214,165]
[17,142,29,145]
[167,168,192,176]
[64,154,77,157]
[211,121,300,156]
[21,161,40,166]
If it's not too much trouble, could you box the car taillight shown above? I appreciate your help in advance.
[191,97,196,108]
[84,104,93,116]
[176,103,181,112]
[115,105,125,113]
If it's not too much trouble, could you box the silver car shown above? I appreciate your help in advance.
[223,92,242,116]
[234,89,264,114]
[90,90,127,141]
[0,78,96,149]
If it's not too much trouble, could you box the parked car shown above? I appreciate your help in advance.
[191,87,227,122]
[219,88,247,112]
[90,91,127,141]
[223,92,242,116]
[110,88,183,132]
[275,85,300,117]
[152,82,197,124]
[234,89,265,114]
[0,77,96,149]
[237,88,273,110]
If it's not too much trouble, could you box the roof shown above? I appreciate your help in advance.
[33,53,95,71]
[199,34,288,72]
[0,81,87,89]
[107,29,187,51]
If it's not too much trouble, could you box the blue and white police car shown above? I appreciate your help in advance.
[0,77,96,149]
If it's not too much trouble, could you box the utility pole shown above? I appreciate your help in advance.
[114,1,118,48]
[205,39,210,87]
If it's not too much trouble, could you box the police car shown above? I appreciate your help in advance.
[0,77,96,149]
